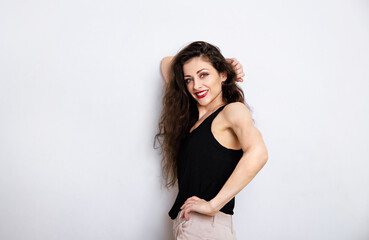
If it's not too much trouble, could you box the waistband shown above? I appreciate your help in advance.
[174,209,233,229]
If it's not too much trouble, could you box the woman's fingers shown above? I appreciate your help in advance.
[236,67,245,82]
[226,58,245,82]
[226,58,237,66]
[180,196,199,209]
[237,72,245,79]
[181,204,192,221]
[188,196,200,201]
[234,63,242,70]
[228,58,240,68]
[235,63,243,73]
[235,68,243,75]
[179,196,217,220]
[184,206,191,221]
[180,196,203,220]
[182,196,200,205]
[180,201,192,209]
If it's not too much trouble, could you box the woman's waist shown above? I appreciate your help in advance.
[173,209,233,229]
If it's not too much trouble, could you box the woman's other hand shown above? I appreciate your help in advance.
[180,196,219,221]
[226,58,245,82]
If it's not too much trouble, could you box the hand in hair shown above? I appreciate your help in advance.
[226,58,245,82]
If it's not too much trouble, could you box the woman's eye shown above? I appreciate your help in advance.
[200,73,208,77]
[185,78,191,84]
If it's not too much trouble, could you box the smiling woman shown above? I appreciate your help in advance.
[154,41,268,240]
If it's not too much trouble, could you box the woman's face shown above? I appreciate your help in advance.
[183,56,227,107]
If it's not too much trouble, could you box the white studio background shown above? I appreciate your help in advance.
[0,0,368,239]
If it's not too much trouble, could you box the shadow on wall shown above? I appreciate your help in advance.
[148,75,179,240]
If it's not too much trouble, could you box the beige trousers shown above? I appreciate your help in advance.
[172,209,237,240]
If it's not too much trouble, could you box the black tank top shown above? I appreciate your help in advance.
[169,104,243,219]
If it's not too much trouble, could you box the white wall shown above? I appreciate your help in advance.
[0,0,368,239]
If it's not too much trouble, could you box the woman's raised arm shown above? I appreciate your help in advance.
[160,56,174,83]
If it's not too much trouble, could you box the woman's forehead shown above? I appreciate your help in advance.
[183,57,214,74]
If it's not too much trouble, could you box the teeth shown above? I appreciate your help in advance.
[196,90,208,96]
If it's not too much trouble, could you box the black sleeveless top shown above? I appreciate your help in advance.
[169,104,243,219]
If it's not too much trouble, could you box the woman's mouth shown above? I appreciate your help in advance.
[195,90,208,99]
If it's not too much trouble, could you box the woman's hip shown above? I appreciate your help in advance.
[172,209,237,240]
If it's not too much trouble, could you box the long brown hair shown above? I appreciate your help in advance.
[154,41,250,189]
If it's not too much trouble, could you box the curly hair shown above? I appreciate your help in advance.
[154,41,250,189]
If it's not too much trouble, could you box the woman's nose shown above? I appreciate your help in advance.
[193,78,202,89]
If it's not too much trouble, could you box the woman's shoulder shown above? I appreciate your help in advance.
[222,102,252,124]
[224,102,250,114]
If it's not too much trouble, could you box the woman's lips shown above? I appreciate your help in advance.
[195,90,208,99]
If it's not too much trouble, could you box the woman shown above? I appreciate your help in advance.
[155,41,268,239]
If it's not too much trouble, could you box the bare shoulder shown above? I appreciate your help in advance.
[222,102,267,154]
[222,102,253,126]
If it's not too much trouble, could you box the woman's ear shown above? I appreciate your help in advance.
[220,72,227,83]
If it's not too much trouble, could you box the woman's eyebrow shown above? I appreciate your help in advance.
[184,68,208,77]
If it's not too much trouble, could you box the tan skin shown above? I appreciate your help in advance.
[161,56,268,221]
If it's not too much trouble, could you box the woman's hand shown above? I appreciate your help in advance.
[226,58,245,82]
[180,196,218,221]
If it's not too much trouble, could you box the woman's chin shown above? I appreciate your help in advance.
[196,101,211,107]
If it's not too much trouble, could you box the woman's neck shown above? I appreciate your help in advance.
[196,99,226,120]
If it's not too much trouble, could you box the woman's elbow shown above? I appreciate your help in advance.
[258,146,268,166]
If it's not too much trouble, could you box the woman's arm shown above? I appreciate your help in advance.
[208,102,268,211]
[180,102,268,220]
[160,56,174,83]
[160,56,246,84]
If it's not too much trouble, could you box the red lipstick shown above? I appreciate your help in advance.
[195,90,208,99]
